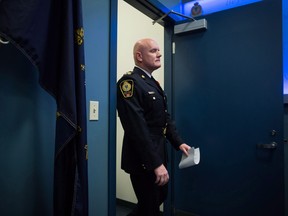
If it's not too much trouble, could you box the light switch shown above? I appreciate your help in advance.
[89,101,99,120]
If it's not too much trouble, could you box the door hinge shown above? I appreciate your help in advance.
[172,42,175,54]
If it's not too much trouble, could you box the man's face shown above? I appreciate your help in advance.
[138,40,162,73]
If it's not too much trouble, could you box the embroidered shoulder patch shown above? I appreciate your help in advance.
[120,80,134,98]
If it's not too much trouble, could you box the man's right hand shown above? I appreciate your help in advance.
[154,164,169,186]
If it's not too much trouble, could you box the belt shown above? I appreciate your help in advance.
[149,126,167,136]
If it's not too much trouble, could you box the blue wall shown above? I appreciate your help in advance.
[285,105,288,215]
[83,0,113,215]
[0,0,114,215]
[0,43,55,215]
[283,0,288,94]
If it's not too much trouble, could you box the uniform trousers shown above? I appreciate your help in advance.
[129,170,168,216]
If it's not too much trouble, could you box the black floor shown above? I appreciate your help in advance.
[116,199,135,216]
[116,199,166,216]
[116,204,132,216]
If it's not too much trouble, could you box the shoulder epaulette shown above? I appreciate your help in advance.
[124,71,133,76]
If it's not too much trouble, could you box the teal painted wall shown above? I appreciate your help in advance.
[0,44,55,216]
[284,106,288,215]
[0,0,114,215]
[83,0,113,215]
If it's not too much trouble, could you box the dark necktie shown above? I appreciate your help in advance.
[151,76,164,93]
[151,76,160,87]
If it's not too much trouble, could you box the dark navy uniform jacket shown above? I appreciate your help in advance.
[117,67,184,173]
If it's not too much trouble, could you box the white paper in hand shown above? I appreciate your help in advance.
[179,147,200,169]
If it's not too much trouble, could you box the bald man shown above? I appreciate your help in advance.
[117,38,191,216]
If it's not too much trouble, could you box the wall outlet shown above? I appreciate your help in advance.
[89,101,99,120]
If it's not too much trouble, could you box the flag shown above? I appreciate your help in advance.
[0,0,88,215]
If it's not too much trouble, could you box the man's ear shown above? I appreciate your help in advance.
[136,52,142,62]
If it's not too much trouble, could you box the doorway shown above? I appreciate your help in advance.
[115,0,284,215]
[116,0,165,214]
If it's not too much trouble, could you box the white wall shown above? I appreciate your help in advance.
[117,0,164,203]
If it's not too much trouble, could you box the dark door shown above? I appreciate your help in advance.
[170,1,284,216]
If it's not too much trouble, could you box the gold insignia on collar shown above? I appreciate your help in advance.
[141,75,145,79]
[120,80,134,98]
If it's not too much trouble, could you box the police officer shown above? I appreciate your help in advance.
[117,38,191,216]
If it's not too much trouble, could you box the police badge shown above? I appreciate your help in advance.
[191,2,202,17]
[120,80,134,98]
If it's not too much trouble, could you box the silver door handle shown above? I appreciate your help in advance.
[257,142,277,149]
